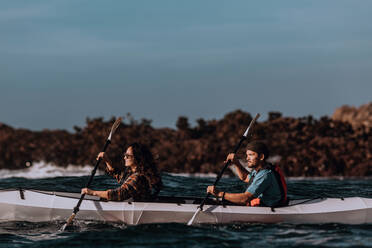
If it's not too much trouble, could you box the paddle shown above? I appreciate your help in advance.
[61,117,122,231]
[187,113,260,226]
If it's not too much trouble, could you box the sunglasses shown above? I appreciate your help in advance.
[123,153,134,159]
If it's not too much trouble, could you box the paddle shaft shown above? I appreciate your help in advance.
[198,135,246,211]
[187,114,259,226]
[72,140,110,214]
[196,113,260,212]
[61,118,122,230]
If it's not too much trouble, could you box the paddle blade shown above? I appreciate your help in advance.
[187,208,201,226]
[108,117,122,140]
[243,113,260,137]
[60,213,76,231]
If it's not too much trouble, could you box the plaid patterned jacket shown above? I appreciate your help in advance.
[106,168,152,201]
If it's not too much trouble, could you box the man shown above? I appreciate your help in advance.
[207,141,285,207]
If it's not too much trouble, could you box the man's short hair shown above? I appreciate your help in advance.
[246,141,269,160]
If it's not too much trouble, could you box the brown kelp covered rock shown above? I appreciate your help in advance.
[0,107,371,177]
[257,114,371,177]
[332,102,372,130]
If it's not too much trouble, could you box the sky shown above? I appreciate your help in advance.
[1,0,371,131]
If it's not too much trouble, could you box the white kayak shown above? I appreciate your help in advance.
[1,189,371,225]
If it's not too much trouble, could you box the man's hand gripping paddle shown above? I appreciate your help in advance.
[187,113,260,226]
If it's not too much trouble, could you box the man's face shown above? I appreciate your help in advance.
[245,150,262,168]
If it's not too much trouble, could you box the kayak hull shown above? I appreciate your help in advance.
[1,189,371,225]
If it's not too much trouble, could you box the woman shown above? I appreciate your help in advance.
[81,142,162,201]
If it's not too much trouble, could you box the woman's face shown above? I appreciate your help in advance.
[124,147,135,168]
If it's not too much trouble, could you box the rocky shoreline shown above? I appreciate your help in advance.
[0,104,371,177]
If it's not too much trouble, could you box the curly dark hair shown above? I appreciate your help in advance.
[129,142,163,195]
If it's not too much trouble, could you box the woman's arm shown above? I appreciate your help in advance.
[97,152,126,183]
[81,188,109,200]
[97,152,114,172]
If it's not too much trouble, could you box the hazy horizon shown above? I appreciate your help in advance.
[1,1,371,131]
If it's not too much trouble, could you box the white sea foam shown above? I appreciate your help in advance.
[0,161,104,179]
[1,162,369,180]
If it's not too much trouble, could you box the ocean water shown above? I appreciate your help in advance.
[0,164,371,248]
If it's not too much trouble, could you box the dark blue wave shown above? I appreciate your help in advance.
[0,174,371,248]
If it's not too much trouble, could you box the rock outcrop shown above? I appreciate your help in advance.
[332,102,372,130]
[0,107,371,177]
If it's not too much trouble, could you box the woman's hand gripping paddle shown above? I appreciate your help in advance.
[187,113,260,226]
[61,117,122,231]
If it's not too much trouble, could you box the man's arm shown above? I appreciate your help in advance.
[207,185,254,205]
[218,191,254,205]
[234,162,251,182]
[226,153,250,182]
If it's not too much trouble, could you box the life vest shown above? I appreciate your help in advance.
[247,163,288,207]
[249,198,261,206]
[269,163,288,206]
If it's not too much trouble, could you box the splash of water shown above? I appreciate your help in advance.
[0,162,104,179]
